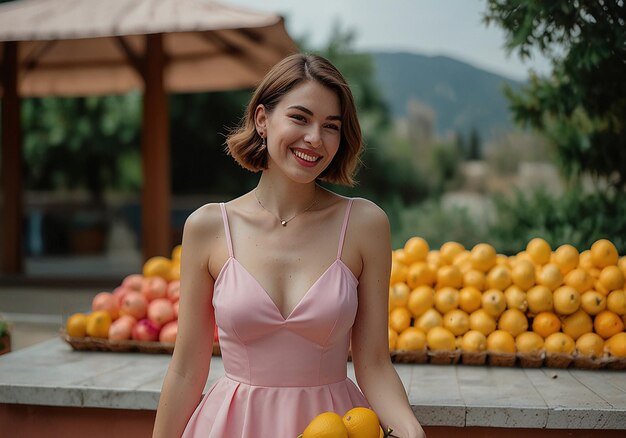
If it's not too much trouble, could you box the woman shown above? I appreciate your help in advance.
[153,53,426,438]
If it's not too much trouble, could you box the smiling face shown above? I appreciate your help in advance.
[255,80,342,184]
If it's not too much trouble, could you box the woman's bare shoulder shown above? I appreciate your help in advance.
[183,203,223,238]
[349,197,390,232]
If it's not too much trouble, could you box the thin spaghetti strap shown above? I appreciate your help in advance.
[337,198,354,260]
[219,203,234,258]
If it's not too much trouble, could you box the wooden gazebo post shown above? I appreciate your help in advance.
[141,33,171,260]
[1,41,23,273]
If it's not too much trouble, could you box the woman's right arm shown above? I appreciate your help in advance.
[152,205,219,437]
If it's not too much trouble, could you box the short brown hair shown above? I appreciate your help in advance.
[225,53,362,186]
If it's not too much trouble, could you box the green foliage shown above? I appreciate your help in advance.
[393,198,490,250]
[429,141,463,195]
[22,94,142,202]
[488,187,626,255]
[484,0,626,188]
[169,89,257,196]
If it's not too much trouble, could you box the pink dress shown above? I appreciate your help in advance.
[182,198,369,437]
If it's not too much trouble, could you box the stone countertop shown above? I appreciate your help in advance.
[0,339,625,429]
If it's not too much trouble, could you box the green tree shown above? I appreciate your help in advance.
[468,127,482,161]
[484,0,626,188]
[22,94,142,204]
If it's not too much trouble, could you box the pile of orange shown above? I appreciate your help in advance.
[66,245,182,341]
[389,237,626,360]
[298,407,387,438]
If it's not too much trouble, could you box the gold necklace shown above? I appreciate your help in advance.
[254,185,318,227]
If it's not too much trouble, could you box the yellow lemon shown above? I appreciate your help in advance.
[406,262,435,289]
[434,286,459,313]
[66,313,88,338]
[427,326,456,351]
[580,290,607,315]
[553,286,581,315]
[300,412,347,438]
[487,330,516,353]
[440,241,465,265]
[515,331,544,353]
[469,309,497,336]
[511,259,536,291]
[579,250,594,270]
[388,307,412,333]
[407,286,434,318]
[389,259,408,286]
[537,263,563,291]
[561,309,593,341]
[544,332,575,354]
[143,256,172,279]
[171,244,182,262]
[404,237,429,264]
[481,289,506,318]
[590,239,619,269]
[388,283,410,311]
[575,332,605,358]
[504,285,528,312]
[553,244,579,275]
[532,312,561,338]
[393,249,410,266]
[443,309,470,336]
[458,286,482,313]
[526,238,552,265]
[497,308,528,337]
[463,269,485,291]
[496,254,509,266]
[594,310,624,339]
[436,265,463,289]
[470,243,497,272]
[605,332,626,358]
[342,407,380,438]
[461,330,487,352]
[607,290,626,315]
[486,265,512,291]
[396,327,427,351]
[415,308,443,333]
[564,268,594,293]
[526,285,553,315]
[426,250,442,271]
[599,266,625,292]
[85,310,112,338]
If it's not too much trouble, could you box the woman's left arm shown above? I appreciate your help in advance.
[351,200,426,438]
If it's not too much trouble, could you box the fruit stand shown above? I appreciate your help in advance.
[0,338,625,437]
[2,238,625,436]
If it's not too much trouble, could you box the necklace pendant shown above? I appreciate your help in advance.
[281,220,287,226]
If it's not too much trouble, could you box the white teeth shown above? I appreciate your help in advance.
[293,149,319,162]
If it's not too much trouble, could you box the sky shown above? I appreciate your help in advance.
[227,0,552,81]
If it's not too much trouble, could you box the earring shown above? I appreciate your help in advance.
[261,135,266,147]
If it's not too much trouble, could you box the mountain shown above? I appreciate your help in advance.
[370,51,523,140]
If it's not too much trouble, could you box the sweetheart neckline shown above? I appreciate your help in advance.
[213,257,358,321]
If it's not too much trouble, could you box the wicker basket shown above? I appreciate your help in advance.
[428,349,461,365]
[392,349,428,364]
[517,351,544,368]
[488,352,517,367]
[603,355,626,370]
[573,354,603,370]
[461,351,487,366]
[545,352,573,369]
[61,330,221,356]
